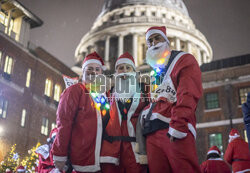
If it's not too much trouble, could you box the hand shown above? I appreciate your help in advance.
[167,133,177,142]
[53,160,66,171]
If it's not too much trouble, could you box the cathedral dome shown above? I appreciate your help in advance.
[101,0,189,17]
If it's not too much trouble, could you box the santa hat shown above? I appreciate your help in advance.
[207,146,221,155]
[16,166,25,172]
[229,128,240,139]
[115,52,136,70]
[5,168,12,173]
[146,26,170,44]
[82,52,106,70]
[47,127,58,142]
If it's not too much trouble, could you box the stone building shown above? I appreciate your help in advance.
[73,0,212,74]
[0,0,78,160]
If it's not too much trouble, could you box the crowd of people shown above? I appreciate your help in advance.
[5,26,250,173]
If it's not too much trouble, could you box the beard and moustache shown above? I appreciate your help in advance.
[146,41,171,69]
[113,72,139,101]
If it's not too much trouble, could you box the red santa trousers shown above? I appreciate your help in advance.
[146,128,201,173]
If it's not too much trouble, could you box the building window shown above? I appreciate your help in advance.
[4,56,13,75]
[54,84,61,102]
[151,12,156,16]
[21,109,26,127]
[26,68,31,88]
[51,122,57,130]
[244,130,248,143]
[41,117,49,136]
[130,12,135,17]
[44,78,52,97]
[239,87,250,105]
[0,51,2,63]
[205,92,219,109]
[0,97,8,119]
[141,11,145,16]
[162,13,166,18]
[209,133,223,151]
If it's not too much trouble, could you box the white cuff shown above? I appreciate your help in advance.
[53,155,68,162]
[168,127,187,139]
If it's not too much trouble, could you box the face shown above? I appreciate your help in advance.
[147,33,166,48]
[82,63,102,83]
[116,63,134,74]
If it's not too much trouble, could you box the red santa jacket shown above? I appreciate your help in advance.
[141,52,202,139]
[200,158,231,173]
[224,137,250,173]
[51,83,102,172]
[100,92,148,165]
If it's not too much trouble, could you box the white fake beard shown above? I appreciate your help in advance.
[146,41,170,69]
[114,72,139,101]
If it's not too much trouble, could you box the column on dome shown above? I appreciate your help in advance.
[175,37,181,50]
[133,34,138,66]
[118,34,124,56]
[105,36,110,62]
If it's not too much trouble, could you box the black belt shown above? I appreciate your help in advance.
[232,159,248,162]
[103,135,136,143]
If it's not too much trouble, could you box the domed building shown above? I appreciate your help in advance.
[73,0,212,74]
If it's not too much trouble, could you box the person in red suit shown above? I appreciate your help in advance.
[100,52,148,173]
[36,128,58,173]
[5,168,12,173]
[224,128,250,173]
[200,146,231,173]
[141,26,202,173]
[52,52,106,173]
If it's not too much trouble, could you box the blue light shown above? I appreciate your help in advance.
[156,68,161,73]
[100,96,106,104]
[95,97,100,103]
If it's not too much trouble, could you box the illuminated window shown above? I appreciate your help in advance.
[205,92,219,109]
[21,109,26,127]
[26,68,31,88]
[0,51,2,63]
[41,117,49,136]
[51,122,57,130]
[209,133,223,151]
[4,56,13,74]
[0,98,8,118]
[244,130,248,143]
[53,84,61,102]
[44,78,52,97]
[239,87,250,105]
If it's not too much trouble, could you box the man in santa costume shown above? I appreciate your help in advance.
[36,128,60,173]
[224,128,250,173]
[52,52,105,173]
[140,26,202,173]
[200,146,231,173]
[100,52,148,173]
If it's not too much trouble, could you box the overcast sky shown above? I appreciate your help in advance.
[21,0,250,68]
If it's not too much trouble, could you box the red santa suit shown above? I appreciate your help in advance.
[141,26,202,173]
[200,146,231,173]
[224,129,250,173]
[52,52,105,173]
[100,52,148,173]
[36,128,58,173]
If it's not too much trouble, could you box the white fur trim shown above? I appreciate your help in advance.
[168,126,187,139]
[82,59,105,70]
[229,135,240,138]
[146,29,169,44]
[236,169,250,173]
[72,164,100,172]
[208,158,223,161]
[207,150,220,155]
[17,169,26,171]
[115,58,136,69]
[100,156,119,165]
[53,155,67,162]
[188,123,197,139]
